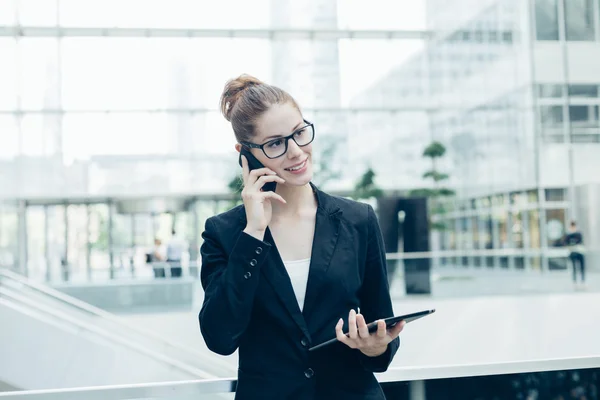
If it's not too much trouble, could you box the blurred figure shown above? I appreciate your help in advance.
[563,221,585,288]
[148,238,167,278]
[166,229,187,278]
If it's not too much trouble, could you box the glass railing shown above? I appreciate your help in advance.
[0,356,598,399]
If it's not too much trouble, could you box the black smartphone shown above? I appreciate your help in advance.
[308,309,436,352]
[238,147,277,192]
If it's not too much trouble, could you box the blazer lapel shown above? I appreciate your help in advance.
[234,184,342,338]
[261,228,311,339]
[301,204,342,321]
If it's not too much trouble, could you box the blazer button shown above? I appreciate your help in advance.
[304,368,314,379]
[244,272,252,280]
[301,338,309,348]
[250,259,257,267]
[255,247,263,254]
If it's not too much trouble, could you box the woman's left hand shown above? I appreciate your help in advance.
[335,309,405,357]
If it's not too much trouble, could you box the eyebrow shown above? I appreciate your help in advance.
[262,121,304,141]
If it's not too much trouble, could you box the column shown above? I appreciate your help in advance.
[17,200,27,276]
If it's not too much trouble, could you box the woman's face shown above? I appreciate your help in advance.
[236,102,313,187]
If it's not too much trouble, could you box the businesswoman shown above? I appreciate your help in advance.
[199,74,404,399]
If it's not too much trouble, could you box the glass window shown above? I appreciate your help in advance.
[540,105,564,135]
[568,84,598,98]
[545,188,566,201]
[546,209,566,246]
[569,105,599,134]
[0,0,16,24]
[565,0,596,41]
[0,39,17,110]
[538,84,563,98]
[535,0,559,40]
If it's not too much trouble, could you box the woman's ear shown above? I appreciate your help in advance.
[234,143,242,153]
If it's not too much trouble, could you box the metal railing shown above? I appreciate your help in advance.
[0,356,598,399]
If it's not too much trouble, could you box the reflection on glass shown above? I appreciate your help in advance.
[528,210,542,270]
[565,0,596,41]
[67,205,89,280]
[538,84,563,98]
[0,205,18,268]
[546,208,566,247]
[568,84,599,98]
[535,0,559,40]
[540,105,564,137]
[26,206,46,280]
[88,204,110,273]
[46,205,66,282]
[570,105,600,135]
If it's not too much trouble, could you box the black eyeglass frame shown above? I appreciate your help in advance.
[239,119,315,159]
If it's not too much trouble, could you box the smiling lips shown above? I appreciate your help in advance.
[284,159,308,173]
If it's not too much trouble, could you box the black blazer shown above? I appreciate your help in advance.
[199,184,399,400]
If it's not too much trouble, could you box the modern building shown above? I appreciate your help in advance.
[351,0,600,270]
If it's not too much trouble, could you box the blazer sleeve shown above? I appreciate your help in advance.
[357,204,400,372]
[198,217,272,355]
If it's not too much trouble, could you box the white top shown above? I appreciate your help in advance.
[282,258,311,311]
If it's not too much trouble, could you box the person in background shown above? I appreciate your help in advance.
[563,221,585,288]
[166,229,187,278]
[149,238,167,278]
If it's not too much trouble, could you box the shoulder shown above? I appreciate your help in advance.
[318,190,373,226]
[205,205,246,233]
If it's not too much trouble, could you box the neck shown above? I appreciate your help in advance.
[272,183,316,217]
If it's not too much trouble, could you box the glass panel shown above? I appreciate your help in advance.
[67,204,89,281]
[16,0,58,25]
[538,84,563,98]
[19,39,60,110]
[0,39,17,110]
[535,0,560,40]
[0,204,18,268]
[568,84,599,98]
[46,205,66,282]
[528,210,541,248]
[565,0,596,41]
[61,38,271,110]
[58,0,270,29]
[540,105,564,136]
[26,205,46,280]
[0,0,16,24]
[570,105,599,135]
[88,204,110,272]
[0,116,19,160]
[545,188,566,201]
[546,208,567,247]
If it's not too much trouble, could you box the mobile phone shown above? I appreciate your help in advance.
[308,309,436,352]
[238,147,277,192]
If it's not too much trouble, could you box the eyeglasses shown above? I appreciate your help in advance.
[239,120,315,159]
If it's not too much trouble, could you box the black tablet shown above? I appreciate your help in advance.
[308,309,435,352]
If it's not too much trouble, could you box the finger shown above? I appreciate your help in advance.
[335,318,350,344]
[248,167,276,182]
[348,309,357,339]
[356,314,370,339]
[388,320,406,339]
[261,192,287,205]
[253,175,285,191]
[376,319,387,339]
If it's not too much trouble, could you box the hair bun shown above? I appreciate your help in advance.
[220,74,264,122]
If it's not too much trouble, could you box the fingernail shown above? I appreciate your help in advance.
[338,318,343,325]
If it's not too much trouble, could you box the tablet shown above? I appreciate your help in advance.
[308,309,435,352]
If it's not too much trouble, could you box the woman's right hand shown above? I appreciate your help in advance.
[240,155,286,240]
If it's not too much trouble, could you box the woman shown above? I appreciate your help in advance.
[199,74,404,400]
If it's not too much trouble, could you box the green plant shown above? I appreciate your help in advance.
[227,174,244,209]
[409,141,455,230]
[352,167,383,200]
